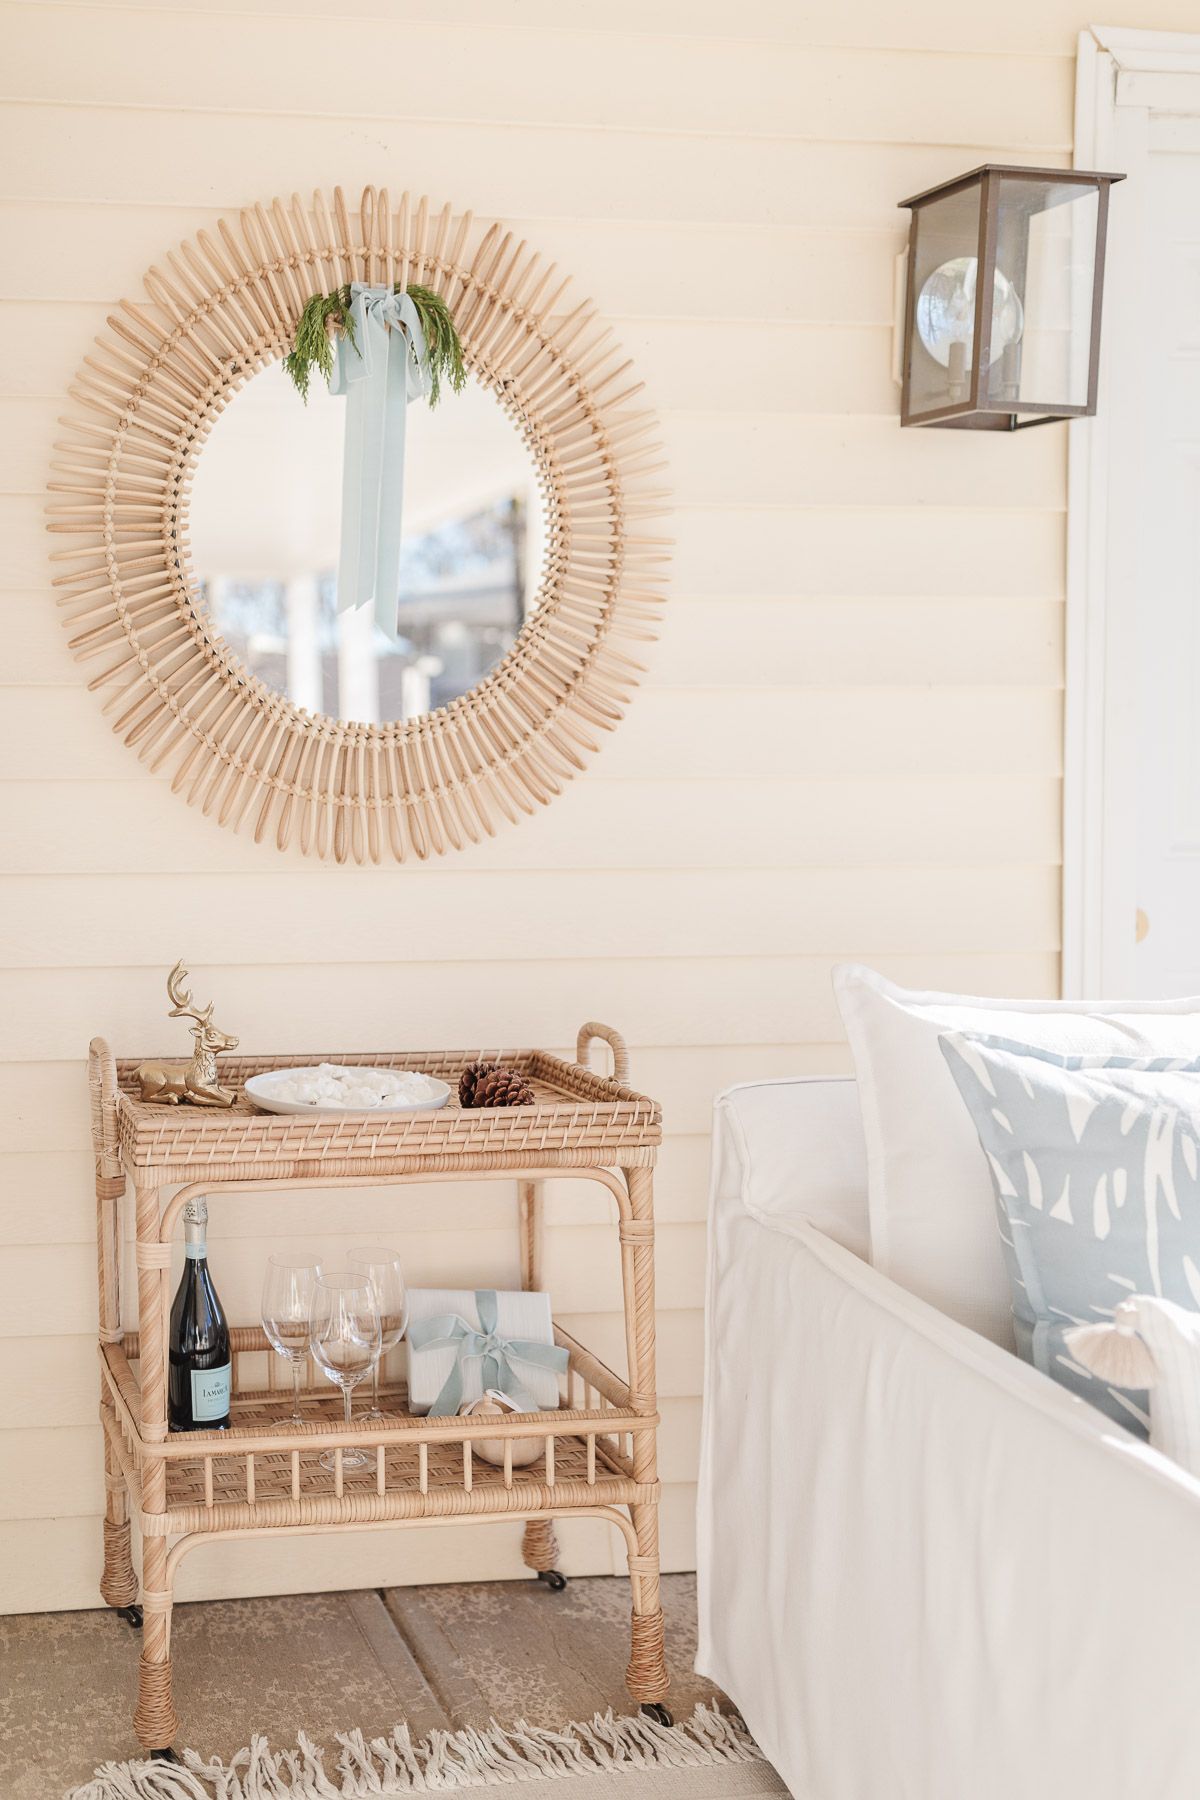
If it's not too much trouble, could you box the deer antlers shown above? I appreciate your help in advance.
[166,959,213,1026]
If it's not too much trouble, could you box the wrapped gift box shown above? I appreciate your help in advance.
[405,1287,563,1415]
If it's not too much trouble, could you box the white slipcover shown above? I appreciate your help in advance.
[696,1079,1200,1800]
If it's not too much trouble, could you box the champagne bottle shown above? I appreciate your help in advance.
[168,1196,231,1431]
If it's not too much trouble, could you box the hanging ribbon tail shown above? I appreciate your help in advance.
[330,283,431,642]
[408,1289,569,1417]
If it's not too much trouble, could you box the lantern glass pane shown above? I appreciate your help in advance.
[984,178,1100,412]
[907,180,983,415]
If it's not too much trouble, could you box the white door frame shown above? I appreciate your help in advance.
[1065,26,1200,996]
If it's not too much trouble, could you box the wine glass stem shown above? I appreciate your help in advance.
[292,1358,303,1421]
[373,1361,381,1413]
[343,1385,353,1431]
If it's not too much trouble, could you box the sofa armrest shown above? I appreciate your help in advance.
[714,1076,868,1258]
[697,1199,1200,1800]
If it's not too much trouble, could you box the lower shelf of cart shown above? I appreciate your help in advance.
[101,1354,656,1530]
[126,1408,653,1532]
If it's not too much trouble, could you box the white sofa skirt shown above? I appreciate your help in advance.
[697,1081,1200,1800]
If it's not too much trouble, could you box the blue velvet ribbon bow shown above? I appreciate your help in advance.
[407,1288,569,1417]
[330,283,430,641]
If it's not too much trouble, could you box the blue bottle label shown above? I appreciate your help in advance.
[191,1363,231,1422]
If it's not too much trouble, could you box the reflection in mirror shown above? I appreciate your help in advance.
[188,365,546,724]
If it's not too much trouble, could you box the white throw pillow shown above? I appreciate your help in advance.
[832,964,1200,1344]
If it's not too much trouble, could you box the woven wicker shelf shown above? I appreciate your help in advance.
[101,1337,654,1535]
[90,1021,669,1752]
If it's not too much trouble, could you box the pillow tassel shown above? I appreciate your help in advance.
[1065,1300,1160,1389]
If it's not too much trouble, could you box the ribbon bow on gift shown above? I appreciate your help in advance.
[407,1288,569,1417]
[330,283,431,641]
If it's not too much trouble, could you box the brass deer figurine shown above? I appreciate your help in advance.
[135,961,240,1107]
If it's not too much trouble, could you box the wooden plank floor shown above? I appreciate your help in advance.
[0,1573,735,1799]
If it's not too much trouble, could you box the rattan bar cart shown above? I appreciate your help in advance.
[90,1022,670,1756]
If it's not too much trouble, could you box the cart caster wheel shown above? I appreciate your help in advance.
[537,1569,568,1592]
[640,1703,673,1728]
[149,1747,179,1763]
[118,1604,143,1629]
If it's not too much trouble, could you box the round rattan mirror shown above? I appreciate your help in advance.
[48,187,669,863]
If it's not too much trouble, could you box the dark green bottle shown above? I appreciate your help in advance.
[168,1196,231,1431]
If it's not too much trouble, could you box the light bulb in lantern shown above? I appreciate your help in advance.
[916,257,1024,394]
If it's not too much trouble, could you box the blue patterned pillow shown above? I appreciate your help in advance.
[939,1032,1200,1435]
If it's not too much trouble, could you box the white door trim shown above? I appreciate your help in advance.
[1064,26,1200,996]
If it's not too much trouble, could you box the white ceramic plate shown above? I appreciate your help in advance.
[244,1067,452,1117]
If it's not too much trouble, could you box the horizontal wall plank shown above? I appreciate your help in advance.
[0,866,1061,969]
[654,597,1064,686]
[0,204,894,324]
[0,954,1059,1065]
[0,774,1063,875]
[0,685,1063,784]
[12,1222,707,1329]
[0,1424,105,1520]
[0,104,1068,227]
[6,398,1068,507]
[3,301,891,414]
[14,592,1065,691]
[4,298,893,416]
[2,7,1073,147]
[0,1335,100,1432]
[0,0,1098,55]
[588,503,1057,599]
[0,0,823,41]
[9,499,1067,597]
[0,1135,716,1247]
[0,1224,707,1336]
[659,415,1065,512]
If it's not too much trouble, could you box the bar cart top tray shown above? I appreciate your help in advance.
[97,1026,662,1176]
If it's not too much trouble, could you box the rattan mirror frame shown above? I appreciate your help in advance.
[48,186,669,863]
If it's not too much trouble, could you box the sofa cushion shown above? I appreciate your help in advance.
[940,1030,1200,1432]
[833,964,1200,1345]
[714,1077,868,1258]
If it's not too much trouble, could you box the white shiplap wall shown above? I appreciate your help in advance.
[2,0,1185,1614]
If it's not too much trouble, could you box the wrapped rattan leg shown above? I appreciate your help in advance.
[628,1606,670,1706]
[522,1518,566,1589]
[626,1505,670,1717]
[134,1653,178,1753]
[133,1546,178,1751]
[101,1520,139,1611]
[100,1436,138,1611]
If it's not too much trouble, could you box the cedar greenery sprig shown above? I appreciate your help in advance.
[283,284,467,407]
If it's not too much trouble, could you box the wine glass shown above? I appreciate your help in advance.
[261,1252,323,1425]
[309,1271,381,1471]
[348,1247,408,1423]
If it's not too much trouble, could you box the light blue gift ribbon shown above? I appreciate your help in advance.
[330,283,431,642]
[407,1288,569,1417]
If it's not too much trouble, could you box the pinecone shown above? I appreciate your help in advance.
[458,1060,535,1108]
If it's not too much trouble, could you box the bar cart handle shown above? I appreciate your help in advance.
[89,1036,124,1184]
[576,1021,630,1085]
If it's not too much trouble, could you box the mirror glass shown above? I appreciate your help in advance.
[188,363,547,724]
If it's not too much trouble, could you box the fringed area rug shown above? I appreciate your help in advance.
[66,1704,782,1800]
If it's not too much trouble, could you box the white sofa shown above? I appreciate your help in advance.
[696,1077,1200,1800]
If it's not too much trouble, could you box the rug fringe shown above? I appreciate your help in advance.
[66,1704,762,1800]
